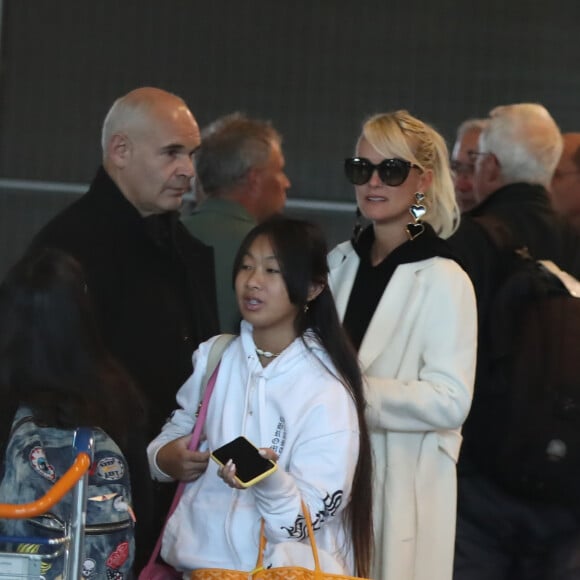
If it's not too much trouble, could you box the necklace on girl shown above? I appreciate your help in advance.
[255,347,282,359]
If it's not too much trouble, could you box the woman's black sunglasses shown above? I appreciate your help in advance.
[344,157,420,187]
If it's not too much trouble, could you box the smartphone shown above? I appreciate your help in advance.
[210,436,277,488]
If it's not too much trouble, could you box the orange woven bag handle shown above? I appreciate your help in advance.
[252,500,322,574]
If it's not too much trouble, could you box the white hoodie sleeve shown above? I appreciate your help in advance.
[250,362,360,543]
[146,338,214,481]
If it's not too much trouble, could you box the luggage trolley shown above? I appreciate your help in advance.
[0,428,94,579]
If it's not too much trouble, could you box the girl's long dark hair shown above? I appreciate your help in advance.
[233,216,373,576]
[0,248,145,462]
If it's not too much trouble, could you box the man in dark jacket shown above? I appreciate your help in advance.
[449,103,580,580]
[31,86,220,570]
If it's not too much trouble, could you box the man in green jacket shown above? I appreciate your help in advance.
[183,113,290,332]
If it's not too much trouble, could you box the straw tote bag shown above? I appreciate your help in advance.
[190,500,370,580]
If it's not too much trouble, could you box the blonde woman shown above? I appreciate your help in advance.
[328,110,477,580]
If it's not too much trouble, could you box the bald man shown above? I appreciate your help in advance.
[550,132,580,229]
[31,87,219,569]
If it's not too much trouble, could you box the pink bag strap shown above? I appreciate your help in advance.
[143,334,235,571]
[167,360,221,508]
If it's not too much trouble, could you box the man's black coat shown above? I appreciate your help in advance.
[32,166,220,437]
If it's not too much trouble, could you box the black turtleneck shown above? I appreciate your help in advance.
[343,223,460,351]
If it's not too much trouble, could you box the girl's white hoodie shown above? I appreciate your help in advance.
[147,321,360,575]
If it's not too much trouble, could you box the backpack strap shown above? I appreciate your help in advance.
[475,215,580,295]
[9,414,36,438]
[474,214,531,255]
[203,334,236,385]
[195,334,236,418]
[539,260,580,297]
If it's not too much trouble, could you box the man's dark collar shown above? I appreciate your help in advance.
[467,182,548,216]
[88,166,142,219]
[88,166,181,247]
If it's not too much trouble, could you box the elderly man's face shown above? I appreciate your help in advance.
[121,105,200,216]
[451,128,481,213]
[549,135,580,223]
[251,141,290,222]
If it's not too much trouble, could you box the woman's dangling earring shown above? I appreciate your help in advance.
[406,192,426,240]
[304,302,310,313]
[351,207,363,244]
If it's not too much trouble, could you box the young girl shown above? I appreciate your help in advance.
[0,248,150,579]
[329,111,477,580]
[147,216,373,578]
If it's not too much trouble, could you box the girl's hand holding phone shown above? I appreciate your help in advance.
[213,436,278,489]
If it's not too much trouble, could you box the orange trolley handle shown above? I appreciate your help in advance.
[0,428,94,519]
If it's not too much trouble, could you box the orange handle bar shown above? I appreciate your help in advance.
[0,452,91,518]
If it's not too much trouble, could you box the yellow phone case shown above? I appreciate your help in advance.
[210,436,278,488]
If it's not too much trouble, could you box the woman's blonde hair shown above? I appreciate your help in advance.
[360,110,459,238]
